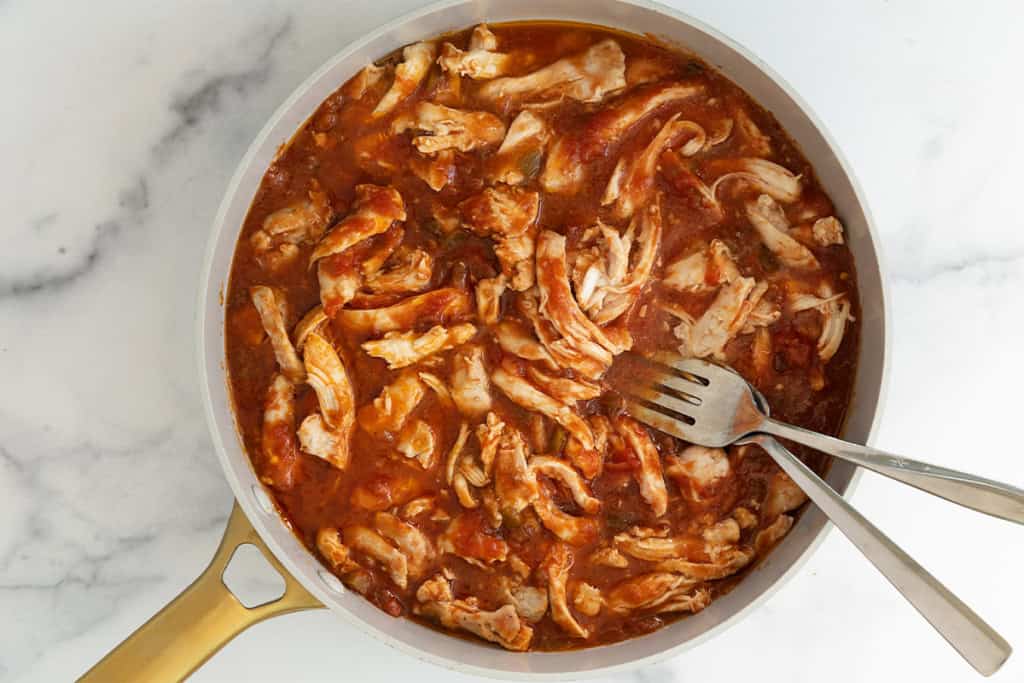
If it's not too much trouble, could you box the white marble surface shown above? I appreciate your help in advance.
[2,1,1023,681]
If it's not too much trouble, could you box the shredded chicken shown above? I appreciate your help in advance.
[374,511,434,579]
[475,275,506,325]
[590,546,629,569]
[298,413,350,470]
[535,231,628,376]
[478,39,626,105]
[762,471,808,522]
[250,286,305,382]
[674,276,771,359]
[303,332,356,432]
[492,366,595,452]
[603,115,705,219]
[372,42,437,118]
[488,110,552,185]
[293,305,328,352]
[542,543,589,638]
[662,239,741,294]
[498,580,549,623]
[526,366,602,403]
[450,344,492,418]
[415,577,533,651]
[542,81,704,194]
[613,416,668,516]
[493,427,540,518]
[260,373,299,489]
[517,289,608,380]
[570,203,662,326]
[711,158,802,203]
[605,573,710,615]
[808,216,845,246]
[665,445,731,502]
[531,456,601,514]
[788,283,853,362]
[459,186,540,291]
[344,525,409,589]
[357,369,426,435]
[316,527,360,574]
[362,322,476,370]
[309,185,406,265]
[336,288,472,335]
[394,101,506,154]
[364,246,434,295]
[343,63,387,100]
[745,194,819,270]
[250,187,331,271]
[573,583,603,617]
[438,24,513,79]
[409,149,456,191]
[438,512,509,566]
[395,419,438,469]
[492,320,557,368]
[533,490,600,547]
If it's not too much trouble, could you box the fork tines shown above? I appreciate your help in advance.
[612,352,714,439]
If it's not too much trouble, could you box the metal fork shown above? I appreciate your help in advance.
[614,353,1017,676]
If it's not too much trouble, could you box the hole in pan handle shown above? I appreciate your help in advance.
[77,503,324,683]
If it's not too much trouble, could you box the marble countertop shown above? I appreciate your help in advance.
[3,1,1023,681]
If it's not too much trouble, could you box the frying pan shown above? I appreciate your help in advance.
[79,0,889,679]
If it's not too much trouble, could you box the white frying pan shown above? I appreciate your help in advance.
[79,0,889,679]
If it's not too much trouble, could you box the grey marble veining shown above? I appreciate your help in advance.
[2,1,1023,682]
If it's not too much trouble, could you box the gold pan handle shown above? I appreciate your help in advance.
[78,503,323,682]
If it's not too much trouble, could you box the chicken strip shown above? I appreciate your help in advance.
[602,115,705,219]
[374,511,434,578]
[450,344,492,418]
[309,185,406,265]
[415,589,533,651]
[492,366,594,451]
[541,81,703,194]
[303,332,355,432]
[336,288,472,335]
[542,544,589,639]
[459,186,540,291]
[662,239,740,294]
[478,39,626,105]
[530,456,601,514]
[344,525,409,589]
[613,416,668,517]
[357,369,426,435]
[710,158,802,204]
[488,110,552,185]
[744,194,819,270]
[664,445,730,502]
[438,24,513,79]
[298,413,350,470]
[493,427,540,517]
[250,285,305,382]
[364,246,434,295]
[250,187,332,271]
[536,231,627,364]
[260,373,299,489]
[372,41,437,118]
[492,320,557,368]
[362,323,476,370]
[475,275,506,325]
[605,572,709,615]
[394,101,506,154]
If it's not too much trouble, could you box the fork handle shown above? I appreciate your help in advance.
[751,435,1011,676]
[759,418,1024,525]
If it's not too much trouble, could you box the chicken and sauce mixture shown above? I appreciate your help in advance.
[226,22,858,651]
